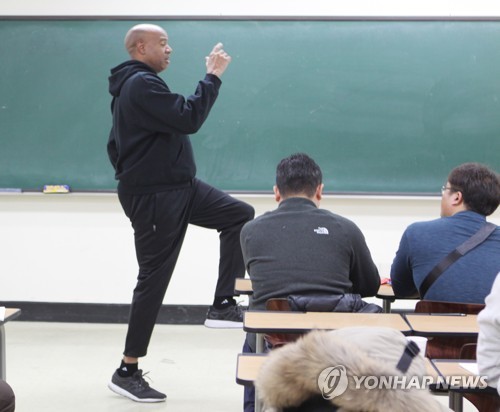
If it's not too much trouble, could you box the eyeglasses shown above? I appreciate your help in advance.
[441,185,459,193]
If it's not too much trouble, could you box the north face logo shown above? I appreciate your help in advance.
[314,227,329,235]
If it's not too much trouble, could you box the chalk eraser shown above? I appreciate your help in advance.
[43,185,70,194]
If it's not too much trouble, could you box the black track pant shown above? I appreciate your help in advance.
[118,178,255,357]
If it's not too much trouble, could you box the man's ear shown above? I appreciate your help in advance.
[452,190,464,206]
[136,40,146,55]
[273,185,281,203]
[315,184,324,201]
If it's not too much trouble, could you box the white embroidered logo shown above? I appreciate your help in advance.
[314,227,329,235]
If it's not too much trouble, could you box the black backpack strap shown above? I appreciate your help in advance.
[396,340,420,373]
[419,222,496,298]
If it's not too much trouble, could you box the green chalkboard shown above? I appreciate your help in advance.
[0,19,499,193]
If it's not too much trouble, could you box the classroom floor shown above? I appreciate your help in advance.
[4,321,478,412]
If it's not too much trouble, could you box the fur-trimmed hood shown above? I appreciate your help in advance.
[255,328,450,412]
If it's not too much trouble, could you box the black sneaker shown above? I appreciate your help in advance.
[204,304,244,328]
[108,370,166,403]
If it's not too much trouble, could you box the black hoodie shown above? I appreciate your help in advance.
[107,60,221,193]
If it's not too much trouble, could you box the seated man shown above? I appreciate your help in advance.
[240,153,380,411]
[391,163,500,303]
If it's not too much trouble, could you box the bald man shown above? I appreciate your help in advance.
[107,24,254,402]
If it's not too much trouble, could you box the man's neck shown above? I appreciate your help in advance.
[281,194,319,207]
[448,205,469,216]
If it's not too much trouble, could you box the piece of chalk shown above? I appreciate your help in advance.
[43,185,70,194]
[0,188,22,193]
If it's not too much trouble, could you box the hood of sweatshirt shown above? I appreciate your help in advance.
[108,60,154,97]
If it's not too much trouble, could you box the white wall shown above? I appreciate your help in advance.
[1,194,498,307]
[1,1,499,308]
[1,0,500,17]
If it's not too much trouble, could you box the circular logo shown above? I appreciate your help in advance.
[318,365,348,400]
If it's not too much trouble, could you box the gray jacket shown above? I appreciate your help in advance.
[241,197,380,351]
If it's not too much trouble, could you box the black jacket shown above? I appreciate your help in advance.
[107,60,221,193]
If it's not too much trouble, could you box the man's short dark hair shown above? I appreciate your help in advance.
[276,153,323,198]
[448,162,500,216]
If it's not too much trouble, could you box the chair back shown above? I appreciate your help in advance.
[465,391,500,412]
[414,300,484,315]
[264,298,300,348]
[266,298,291,312]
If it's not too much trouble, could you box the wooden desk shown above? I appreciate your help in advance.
[235,278,253,295]
[235,279,417,313]
[432,359,496,412]
[244,311,411,352]
[0,308,21,380]
[376,284,419,313]
[405,314,479,337]
[236,353,267,412]
[236,353,267,386]
[375,283,395,312]
[237,353,437,385]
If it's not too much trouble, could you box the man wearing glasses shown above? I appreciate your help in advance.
[390,163,500,304]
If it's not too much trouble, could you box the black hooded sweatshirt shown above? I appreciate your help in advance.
[107,60,221,194]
